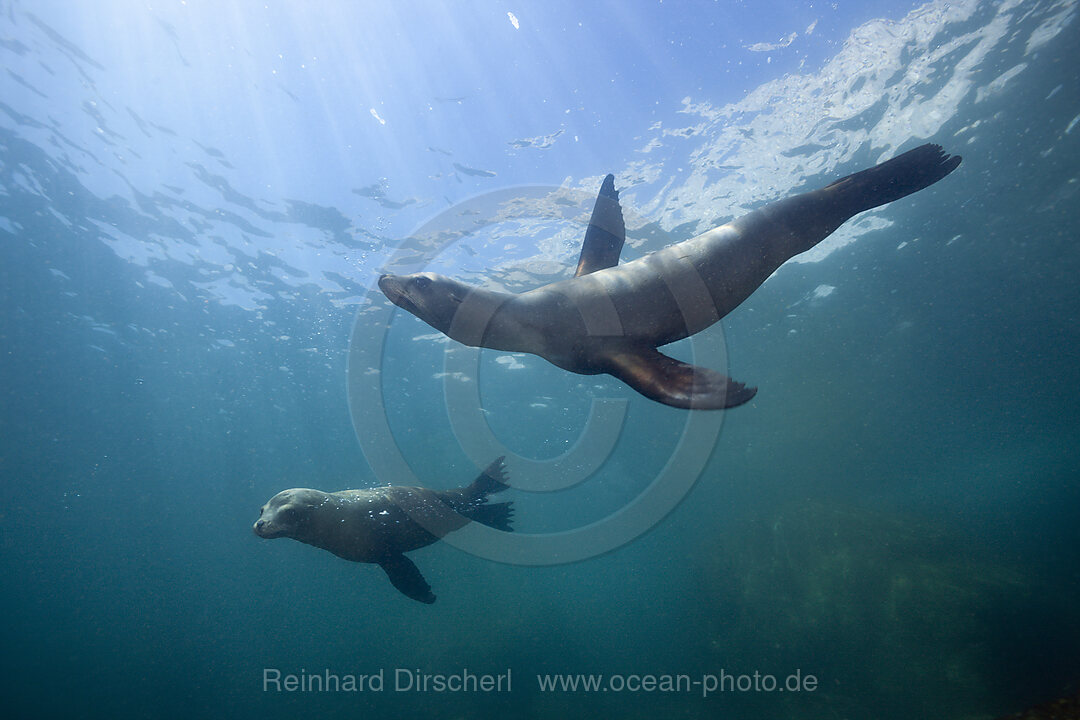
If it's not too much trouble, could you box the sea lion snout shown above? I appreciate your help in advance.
[253,517,280,538]
[253,516,290,539]
[377,274,406,303]
[378,273,422,317]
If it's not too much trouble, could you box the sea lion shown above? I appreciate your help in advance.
[379,144,961,409]
[253,457,512,604]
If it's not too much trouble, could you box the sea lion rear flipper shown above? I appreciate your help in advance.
[824,143,962,216]
[378,555,436,604]
[603,346,757,410]
[437,457,515,531]
[468,456,510,495]
[574,174,626,277]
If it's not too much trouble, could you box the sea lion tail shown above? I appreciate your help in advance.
[825,143,962,215]
[465,456,511,496]
[462,501,515,532]
[439,457,515,532]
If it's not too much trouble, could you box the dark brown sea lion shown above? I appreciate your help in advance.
[378,144,961,409]
[253,457,512,604]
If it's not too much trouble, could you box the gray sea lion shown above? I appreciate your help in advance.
[379,144,961,409]
[253,457,512,604]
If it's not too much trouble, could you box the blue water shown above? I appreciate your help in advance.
[2,1,1079,718]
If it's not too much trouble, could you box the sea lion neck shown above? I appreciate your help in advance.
[444,285,521,351]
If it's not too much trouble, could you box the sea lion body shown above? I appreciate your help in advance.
[255,486,467,561]
[380,144,961,409]
[253,457,512,604]
[498,221,769,366]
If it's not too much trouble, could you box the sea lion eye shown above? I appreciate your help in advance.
[413,276,432,291]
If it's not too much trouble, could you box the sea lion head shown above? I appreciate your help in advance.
[253,488,325,540]
[378,272,471,335]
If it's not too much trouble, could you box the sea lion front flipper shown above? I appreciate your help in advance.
[574,174,626,277]
[378,555,436,604]
[602,345,757,410]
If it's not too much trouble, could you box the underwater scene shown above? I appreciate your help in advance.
[2,0,1079,718]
